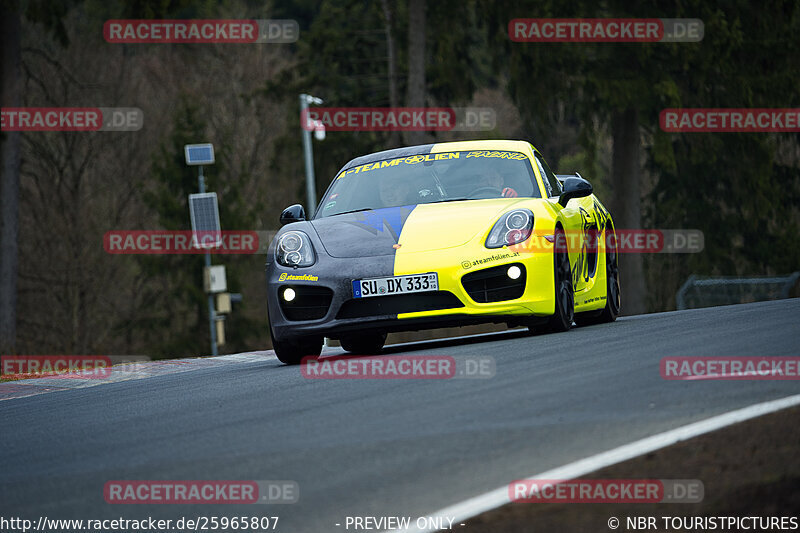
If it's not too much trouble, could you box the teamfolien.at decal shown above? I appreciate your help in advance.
[335,150,528,179]
[462,251,520,269]
[278,273,319,282]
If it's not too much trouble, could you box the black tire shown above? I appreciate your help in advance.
[545,228,574,332]
[575,227,621,326]
[340,332,387,355]
[269,322,322,365]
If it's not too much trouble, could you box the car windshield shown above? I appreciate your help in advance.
[316,150,541,218]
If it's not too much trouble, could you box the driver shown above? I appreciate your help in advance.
[480,169,518,198]
[379,177,416,207]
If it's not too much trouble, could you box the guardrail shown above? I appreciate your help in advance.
[676,272,800,310]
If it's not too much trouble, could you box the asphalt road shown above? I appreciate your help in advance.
[1,299,799,532]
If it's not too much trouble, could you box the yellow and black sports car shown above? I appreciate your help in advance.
[266,140,620,364]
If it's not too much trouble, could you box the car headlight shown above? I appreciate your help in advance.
[276,231,315,267]
[485,209,534,248]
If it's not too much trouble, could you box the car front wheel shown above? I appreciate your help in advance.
[545,228,574,332]
[340,332,387,355]
[270,323,322,365]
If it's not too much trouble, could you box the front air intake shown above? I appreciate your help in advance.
[461,263,527,303]
[279,285,334,321]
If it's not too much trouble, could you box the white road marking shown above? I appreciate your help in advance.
[390,393,800,533]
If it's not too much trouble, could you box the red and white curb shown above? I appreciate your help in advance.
[0,352,274,401]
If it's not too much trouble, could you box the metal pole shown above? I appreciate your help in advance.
[198,165,218,357]
[300,94,317,215]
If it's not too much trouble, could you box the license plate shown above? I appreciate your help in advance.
[352,273,438,298]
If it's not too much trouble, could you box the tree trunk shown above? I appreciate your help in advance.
[0,4,22,352]
[404,0,426,146]
[381,0,401,147]
[610,107,646,315]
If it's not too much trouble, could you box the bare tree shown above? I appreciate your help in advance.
[15,6,293,355]
[610,108,646,315]
[381,0,401,147]
[404,0,426,146]
[0,3,22,353]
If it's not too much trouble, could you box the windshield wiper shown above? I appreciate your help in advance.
[427,198,470,204]
[331,200,468,216]
[331,207,376,216]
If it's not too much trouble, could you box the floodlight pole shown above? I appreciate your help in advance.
[197,165,218,357]
[300,93,322,215]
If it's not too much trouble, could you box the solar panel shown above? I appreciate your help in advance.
[184,143,215,165]
[189,193,221,248]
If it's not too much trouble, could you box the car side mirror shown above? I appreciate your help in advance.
[558,177,593,207]
[279,204,306,225]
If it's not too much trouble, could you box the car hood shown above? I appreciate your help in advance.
[310,199,528,258]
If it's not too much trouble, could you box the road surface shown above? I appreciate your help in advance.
[1,299,798,532]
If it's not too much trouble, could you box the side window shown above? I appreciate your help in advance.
[534,153,562,196]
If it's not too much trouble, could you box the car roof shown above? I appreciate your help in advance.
[340,140,536,171]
